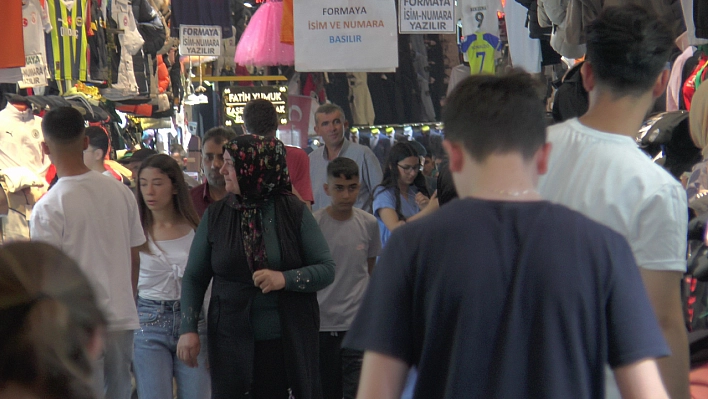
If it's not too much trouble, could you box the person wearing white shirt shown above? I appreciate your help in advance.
[537,6,689,399]
[132,153,210,399]
[30,107,146,399]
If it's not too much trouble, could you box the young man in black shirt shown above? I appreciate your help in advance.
[343,72,671,399]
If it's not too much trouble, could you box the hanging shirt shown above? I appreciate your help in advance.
[460,32,502,75]
[45,0,89,91]
[458,0,501,37]
[0,105,50,179]
[0,0,52,84]
[0,1,25,69]
[170,0,232,38]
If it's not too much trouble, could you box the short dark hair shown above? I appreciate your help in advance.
[202,126,237,147]
[443,71,546,161]
[41,107,85,144]
[85,126,109,158]
[327,157,359,180]
[315,103,345,124]
[585,4,673,97]
[243,99,278,136]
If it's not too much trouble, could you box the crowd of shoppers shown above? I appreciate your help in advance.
[4,3,707,399]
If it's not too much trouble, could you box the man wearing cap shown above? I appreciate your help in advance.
[119,148,158,187]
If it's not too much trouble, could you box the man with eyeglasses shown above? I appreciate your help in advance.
[309,103,383,213]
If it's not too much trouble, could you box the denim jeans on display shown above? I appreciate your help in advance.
[133,297,211,399]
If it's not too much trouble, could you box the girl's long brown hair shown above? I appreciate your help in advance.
[136,154,200,240]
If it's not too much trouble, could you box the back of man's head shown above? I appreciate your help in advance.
[443,71,546,162]
[85,126,109,158]
[243,99,278,137]
[203,126,237,147]
[42,107,85,145]
[585,4,673,97]
[327,157,359,181]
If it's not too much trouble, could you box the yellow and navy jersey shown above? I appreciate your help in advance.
[45,0,88,91]
[460,32,502,75]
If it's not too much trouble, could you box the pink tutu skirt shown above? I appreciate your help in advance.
[235,0,294,67]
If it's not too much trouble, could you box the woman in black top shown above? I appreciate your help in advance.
[176,135,334,399]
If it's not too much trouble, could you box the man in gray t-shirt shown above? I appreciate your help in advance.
[314,157,381,399]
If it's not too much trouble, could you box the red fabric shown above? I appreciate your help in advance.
[285,145,313,203]
[684,55,708,111]
[189,182,213,217]
[0,0,25,69]
[116,104,153,117]
[103,164,123,181]
[46,164,57,184]
[157,56,170,93]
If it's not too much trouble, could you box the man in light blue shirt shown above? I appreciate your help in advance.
[309,104,382,212]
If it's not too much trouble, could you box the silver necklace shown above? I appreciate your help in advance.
[494,188,538,197]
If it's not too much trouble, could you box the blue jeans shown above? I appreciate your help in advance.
[92,329,134,399]
[133,297,210,399]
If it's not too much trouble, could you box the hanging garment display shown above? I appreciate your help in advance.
[0,0,53,85]
[235,0,294,67]
[88,0,109,81]
[410,35,436,122]
[0,1,25,69]
[460,32,502,75]
[170,0,233,38]
[457,0,501,37]
[0,103,50,179]
[106,0,142,99]
[668,46,697,112]
[348,72,375,126]
[45,0,89,92]
[683,0,708,45]
[324,73,355,126]
[504,0,541,73]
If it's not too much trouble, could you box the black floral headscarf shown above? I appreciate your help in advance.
[224,135,292,273]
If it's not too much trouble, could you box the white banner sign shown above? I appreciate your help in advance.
[294,0,398,72]
[19,54,48,88]
[179,25,222,56]
[399,0,455,34]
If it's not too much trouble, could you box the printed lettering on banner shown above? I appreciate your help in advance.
[179,25,222,56]
[399,0,455,34]
[223,86,288,125]
[294,0,398,72]
[19,54,48,88]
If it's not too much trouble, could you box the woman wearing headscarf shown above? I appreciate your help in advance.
[176,135,335,399]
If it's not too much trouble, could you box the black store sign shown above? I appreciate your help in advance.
[223,86,289,125]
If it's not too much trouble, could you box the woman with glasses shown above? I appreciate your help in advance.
[372,142,439,247]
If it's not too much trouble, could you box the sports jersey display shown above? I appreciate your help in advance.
[0,1,25,69]
[457,0,501,37]
[460,32,502,74]
[45,0,89,91]
[0,0,53,85]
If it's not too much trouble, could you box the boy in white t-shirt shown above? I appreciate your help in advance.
[30,107,146,399]
[537,5,689,399]
[313,157,381,399]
